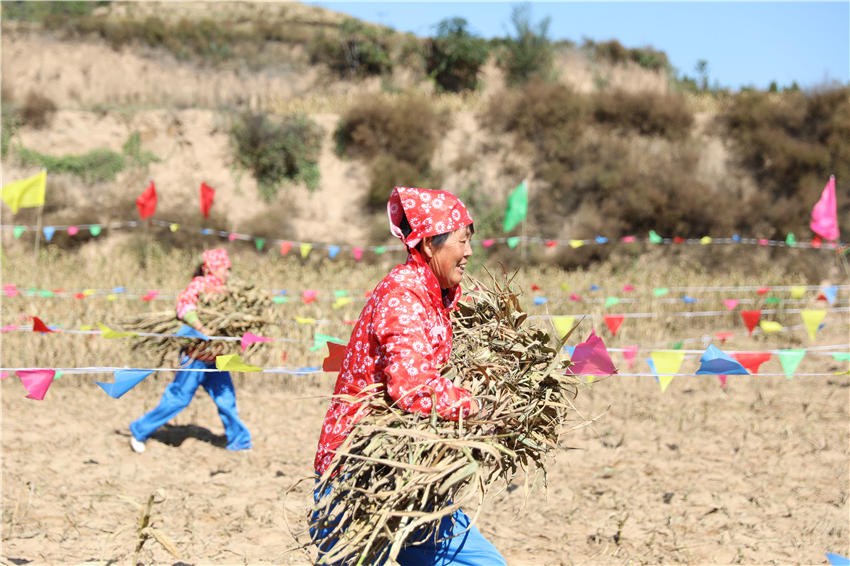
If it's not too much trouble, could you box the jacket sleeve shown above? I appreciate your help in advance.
[176,276,205,320]
[373,287,476,420]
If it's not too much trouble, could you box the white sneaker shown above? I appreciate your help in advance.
[130,436,146,453]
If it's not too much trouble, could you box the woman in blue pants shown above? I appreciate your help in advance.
[129,248,251,453]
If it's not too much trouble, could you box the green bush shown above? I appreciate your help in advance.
[584,39,671,73]
[498,5,554,85]
[230,112,324,201]
[19,147,126,183]
[308,19,393,77]
[718,87,850,238]
[425,18,489,93]
[122,131,161,168]
[336,94,445,208]
[593,90,693,139]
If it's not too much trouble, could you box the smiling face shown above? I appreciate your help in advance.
[421,226,473,289]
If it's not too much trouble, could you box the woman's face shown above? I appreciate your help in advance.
[210,265,230,283]
[423,226,473,289]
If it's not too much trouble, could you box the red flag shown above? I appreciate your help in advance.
[322,342,347,372]
[604,314,624,336]
[136,181,157,219]
[733,352,772,375]
[740,310,761,335]
[200,182,215,219]
[31,316,55,333]
[280,241,292,256]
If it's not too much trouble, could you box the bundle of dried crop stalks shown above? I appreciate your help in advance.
[309,269,582,565]
[121,280,275,365]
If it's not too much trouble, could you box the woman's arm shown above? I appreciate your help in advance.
[373,288,477,420]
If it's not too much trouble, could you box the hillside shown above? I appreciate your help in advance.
[1,1,847,274]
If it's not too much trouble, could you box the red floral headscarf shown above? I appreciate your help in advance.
[202,248,231,273]
[387,186,473,248]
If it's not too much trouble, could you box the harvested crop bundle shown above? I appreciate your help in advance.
[309,270,584,565]
[121,280,275,365]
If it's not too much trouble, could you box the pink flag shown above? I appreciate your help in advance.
[567,330,617,376]
[4,284,19,296]
[717,375,727,388]
[302,290,318,304]
[2,325,18,332]
[352,247,363,260]
[141,290,159,302]
[723,299,739,311]
[17,369,56,400]
[67,226,79,236]
[241,332,272,352]
[622,345,638,369]
[569,293,582,302]
[482,239,495,248]
[810,175,839,241]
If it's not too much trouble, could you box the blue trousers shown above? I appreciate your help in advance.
[311,481,506,566]
[130,356,252,450]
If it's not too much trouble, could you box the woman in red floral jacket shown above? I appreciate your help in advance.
[312,187,506,565]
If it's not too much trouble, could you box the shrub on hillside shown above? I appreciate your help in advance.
[497,5,554,85]
[717,87,850,238]
[308,19,393,77]
[20,91,57,128]
[335,94,445,207]
[584,39,671,73]
[593,90,693,139]
[425,18,489,93]
[230,112,324,201]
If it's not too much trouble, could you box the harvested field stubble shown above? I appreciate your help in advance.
[1,245,848,564]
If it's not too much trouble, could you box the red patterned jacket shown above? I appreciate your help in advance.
[314,249,477,474]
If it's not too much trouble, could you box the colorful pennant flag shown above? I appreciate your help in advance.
[215,354,262,372]
[696,345,749,375]
[810,175,839,241]
[2,170,46,213]
[43,226,55,242]
[503,180,528,232]
[650,351,685,392]
[551,316,575,339]
[800,309,826,340]
[507,237,520,249]
[322,341,347,372]
[200,181,215,218]
[300,243,312,258]
[95,369,153,398]
[790,286,806,299]
[648,230,662,244]
[280,241,293,256]
[723,299,739,310]
[352,247,363,260]
[622,345,638,369]
[241,332,272,352]
[31,316,55,333]
[97,322,136,338]
[16,369,55,400]
[653,288,669,297]
[136,181,157,219]
[759,320,783,333]
[740,310,761,335]
[565,330,617,376]
[176,325,209,340]
[604,314,624,336]
[778,349,806,379]
[733,352,772,374]
[310,332,347,352]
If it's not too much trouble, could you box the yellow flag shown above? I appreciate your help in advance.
[82,289,96,296]
[790,286,806,299]
[700,236,712,245]
[651,351,685,393]
[300,243,312,258]
[332,297,352,309]
[569,239,584,248]
[97,322,136,338]
[2,171,46,213]
[551,316,575,339]
[295,316,316,324]
[759,320,783,333]
[801,309,826,341]
[215,354,262,372]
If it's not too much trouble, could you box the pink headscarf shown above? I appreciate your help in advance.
[387,187,473,248]
[202,248,231,273]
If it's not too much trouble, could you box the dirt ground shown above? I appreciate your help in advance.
[2,353,847,565]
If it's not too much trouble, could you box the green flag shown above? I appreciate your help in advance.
[503,180,527,232]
